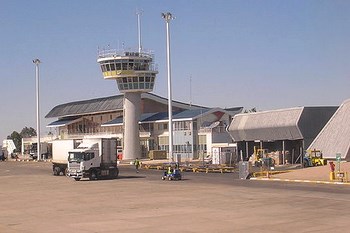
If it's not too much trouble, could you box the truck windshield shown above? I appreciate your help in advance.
[68,152,94,162]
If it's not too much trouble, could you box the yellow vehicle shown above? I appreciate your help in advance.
[250,147,273,167]
[303,149,327,167]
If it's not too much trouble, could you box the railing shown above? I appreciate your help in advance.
[198,126,227,133]
[98,48,154,59]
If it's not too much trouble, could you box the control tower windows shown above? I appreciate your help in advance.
[100,58,154,74]
[116,74,156,91]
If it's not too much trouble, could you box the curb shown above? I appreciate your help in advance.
[250,177,350,185]
[13,159,52,163]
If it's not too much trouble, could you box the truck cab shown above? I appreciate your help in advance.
[67,138,119,181]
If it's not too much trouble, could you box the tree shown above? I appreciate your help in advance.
[8,131,21,153]
[7,127,37,153]
[20,127,37,138]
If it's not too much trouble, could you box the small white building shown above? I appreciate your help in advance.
[2,139,16,158]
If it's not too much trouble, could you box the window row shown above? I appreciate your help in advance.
[119,76,155,84]
[117,75,155,91]
[173,144,192,153]
[100,60,152,72]
[118,82,154,91]
[174,121,191,130]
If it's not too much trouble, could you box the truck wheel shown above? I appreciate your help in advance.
[89,170,98,180]
[109,168,118,179]
[53,167,60,176]
[115,168,119,178]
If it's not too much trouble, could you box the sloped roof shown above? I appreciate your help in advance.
[229,107,304,141]
[102,108,234,126]
[45,95,124,118]
[45,93,209,118]
[47,116,81,127]
[308,99,350,160]
[228,106,337,144]
[224,107,244,116]
[172,109,211,120]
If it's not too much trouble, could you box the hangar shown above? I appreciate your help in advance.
[228,106,337,164]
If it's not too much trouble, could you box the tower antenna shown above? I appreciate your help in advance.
[136,9,143,53]
[190,74,192,108]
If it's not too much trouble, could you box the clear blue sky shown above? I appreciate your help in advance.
[1,0,350,141]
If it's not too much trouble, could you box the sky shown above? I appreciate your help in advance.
[1,0,350,142]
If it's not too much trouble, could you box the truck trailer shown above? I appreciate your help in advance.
[52,139,80,176]
[67,138,119,181]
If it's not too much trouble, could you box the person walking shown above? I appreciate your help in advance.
[134,158,141,173]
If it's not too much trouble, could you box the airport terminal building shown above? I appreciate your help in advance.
[45,93,243,160]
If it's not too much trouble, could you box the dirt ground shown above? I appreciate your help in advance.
[1,161,350,232]
[272,161,350,182]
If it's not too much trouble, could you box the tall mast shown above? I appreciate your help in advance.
[136,10,143,53]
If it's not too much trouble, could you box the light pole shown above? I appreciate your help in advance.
[162,12,174,161]
[33,59,41,161]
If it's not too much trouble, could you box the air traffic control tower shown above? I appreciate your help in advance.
[97,45,158,159]
[97,49,158,160]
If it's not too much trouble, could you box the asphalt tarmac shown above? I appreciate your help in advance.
[1,161,349,233]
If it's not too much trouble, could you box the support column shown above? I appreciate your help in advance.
[245,141,249,160]
[123,92,141,160]
[282,140,285,165]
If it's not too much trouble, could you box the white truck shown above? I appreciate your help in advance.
[67,138,119,181]
[52,139,80,176]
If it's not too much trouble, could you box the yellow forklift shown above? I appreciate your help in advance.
[250,147,274,167]
[303,149,327,167]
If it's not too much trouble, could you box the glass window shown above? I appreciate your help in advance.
[185,122,190,130]
[145,83,150,89]
[133,83,138,89]
[139,83,144,89]
[139,77,144,82]
[122,63,127,70]
[133,77,138,82]
[110,63,115,70]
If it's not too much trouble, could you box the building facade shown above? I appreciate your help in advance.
[46,93,242,160]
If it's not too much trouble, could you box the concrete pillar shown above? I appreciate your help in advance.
[282,140,285,165]
[123,92,141,160]
[245,141,249,160]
